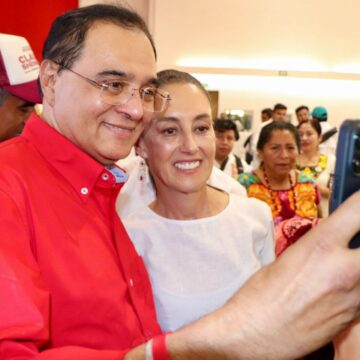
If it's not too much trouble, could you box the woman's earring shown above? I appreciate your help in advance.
[139,159,147,182]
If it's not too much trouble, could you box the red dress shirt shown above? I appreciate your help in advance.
[0,114,161,359]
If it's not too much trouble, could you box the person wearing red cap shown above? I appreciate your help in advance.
[0,33,42,142]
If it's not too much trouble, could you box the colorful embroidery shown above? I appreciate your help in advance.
[296,154,328,179]
[238,172,318,222]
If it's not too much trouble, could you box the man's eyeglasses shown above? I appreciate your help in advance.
[58,64,171,113]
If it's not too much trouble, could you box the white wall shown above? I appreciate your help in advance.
[151,0,360,129]
[193,73,360,128]
[152,0,360,72]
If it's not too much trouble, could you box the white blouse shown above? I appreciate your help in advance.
[123,194,275,331]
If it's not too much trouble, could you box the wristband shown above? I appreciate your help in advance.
[152,332,170,360]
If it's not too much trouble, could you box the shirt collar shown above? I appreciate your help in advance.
[106,165,129,183]
[21,114,127,201]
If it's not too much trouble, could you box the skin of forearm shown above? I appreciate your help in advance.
[167,193,360,359]
[124,344,145,359]
[167,249,358,359]
[318,184,330,197]
[167,269,294,360]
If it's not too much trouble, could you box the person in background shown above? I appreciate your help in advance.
[0,33,41,142]
[1,4,360,360]
[311,106,338,157]
[214,118,250,178]
[271,102,288,122]
[123,69,275,332]
[261,107,272,122]
[295,105,310,124]
[249,102,288,168]
[238,121,320,256]
[296,119,336,217]
[244,107,273,164]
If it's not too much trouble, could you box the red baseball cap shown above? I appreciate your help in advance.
[0,33,42,104]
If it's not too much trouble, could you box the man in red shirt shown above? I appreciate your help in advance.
[1,4,360,360]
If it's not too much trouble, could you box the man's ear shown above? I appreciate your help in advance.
[135,137,148,159]
[39,60,59,107]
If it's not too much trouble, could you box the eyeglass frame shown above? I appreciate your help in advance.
[56,63,171,112]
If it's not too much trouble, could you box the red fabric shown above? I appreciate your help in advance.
[0,0,78,61]
[152,333,171,360]
[275,217,319,256]
[0,114,161,359]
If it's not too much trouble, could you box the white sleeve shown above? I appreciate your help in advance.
[259,205,276,266]
[208,166,247,197]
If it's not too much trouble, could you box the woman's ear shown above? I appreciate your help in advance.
[135,137,148,159]
[39,60,59,107]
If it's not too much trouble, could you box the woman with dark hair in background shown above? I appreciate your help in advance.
[296,119,336,217]
[238,121,320,256]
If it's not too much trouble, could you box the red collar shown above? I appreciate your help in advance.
[21,114,113,201]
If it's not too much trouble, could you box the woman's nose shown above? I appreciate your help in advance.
[180,133,198,153]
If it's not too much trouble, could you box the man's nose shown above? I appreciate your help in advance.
[114,93,144,122]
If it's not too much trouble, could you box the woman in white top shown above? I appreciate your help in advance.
[123,69,275,332]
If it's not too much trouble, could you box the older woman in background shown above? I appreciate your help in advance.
[238,121,320,256]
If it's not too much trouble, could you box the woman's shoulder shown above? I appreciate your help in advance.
[297,170,316,185]
[122,205,156,229]
[237,171,261,188]
[228,193,272,219]
[209,166,247,197]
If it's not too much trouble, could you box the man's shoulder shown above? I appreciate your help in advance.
[0,137,37,173]
[0,137,29,158]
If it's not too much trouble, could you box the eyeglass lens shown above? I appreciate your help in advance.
[100,86,168,112]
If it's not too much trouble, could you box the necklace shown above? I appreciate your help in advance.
[262,167,298,217]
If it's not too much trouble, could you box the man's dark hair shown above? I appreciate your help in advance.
[295,105,309,115]
[261,108,273,118]
[273,103,287,111]
[157,69,210,101]
[257,121,300,151]
[42,4,156,69]
[213,119,239,141]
